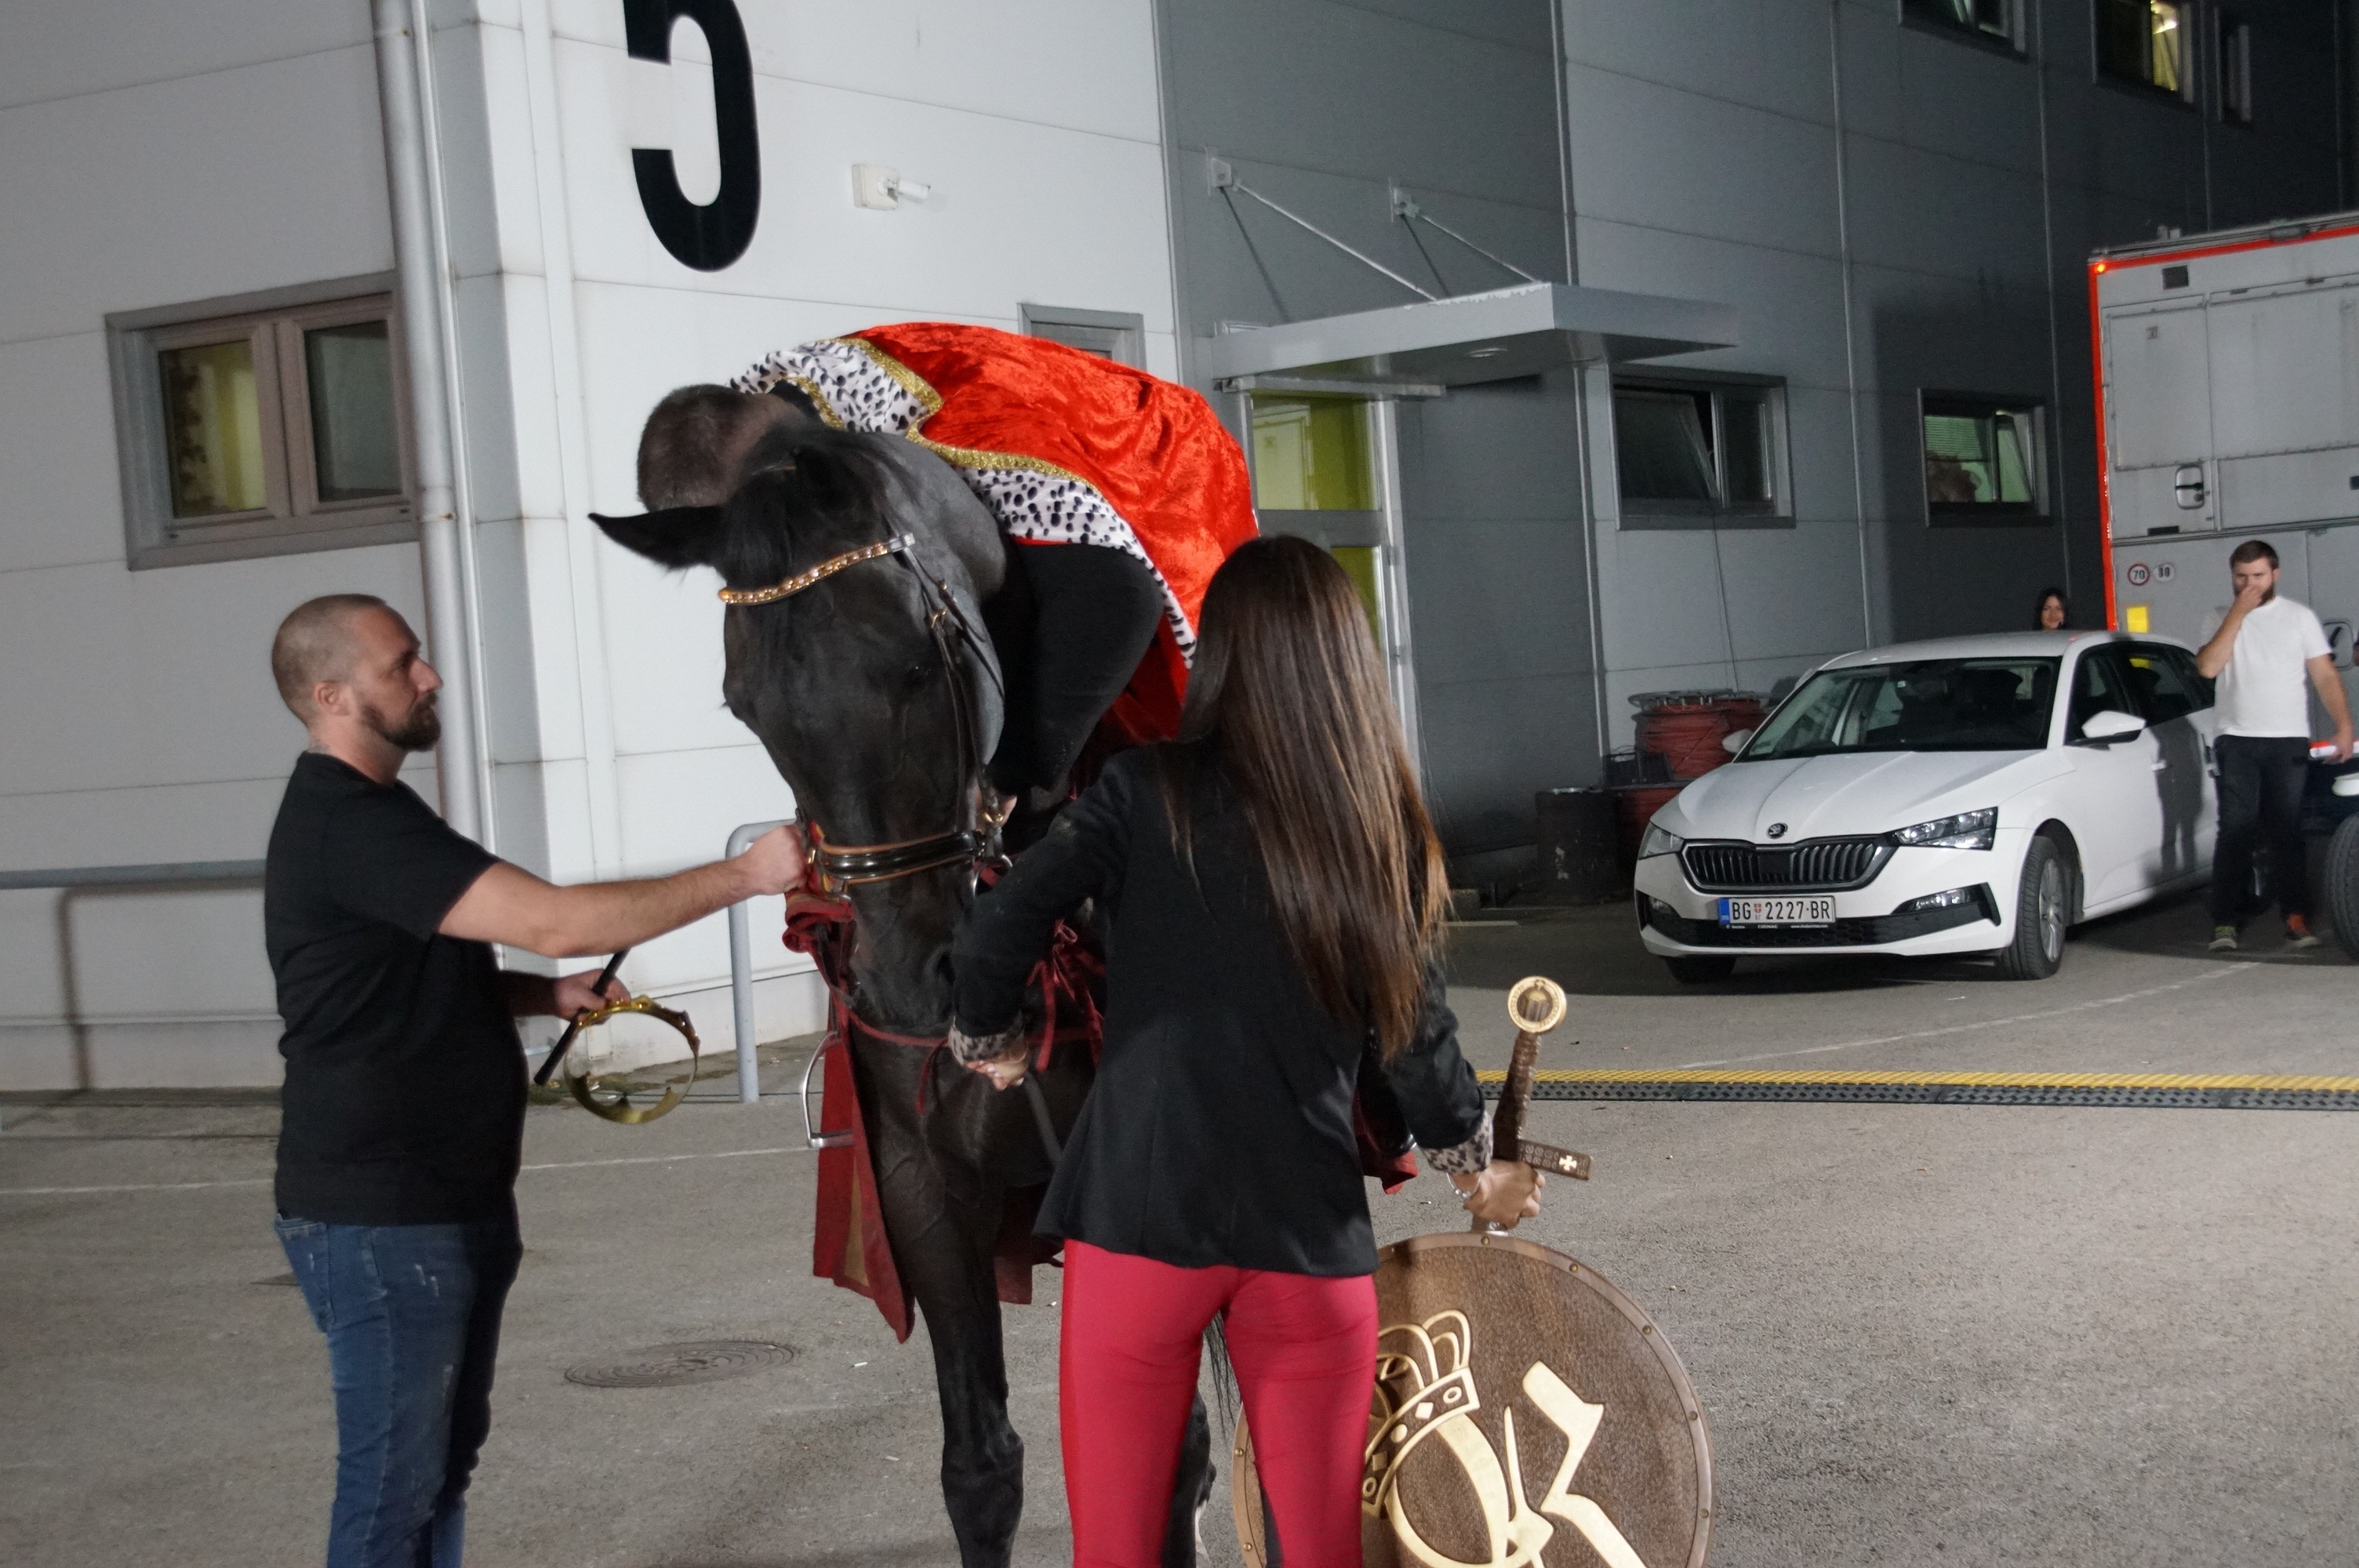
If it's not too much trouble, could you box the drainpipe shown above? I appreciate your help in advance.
[373,0,485,840]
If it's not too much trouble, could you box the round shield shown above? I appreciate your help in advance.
[1234,1232,1711,1568]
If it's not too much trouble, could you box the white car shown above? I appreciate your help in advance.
[1635,632,2217,982]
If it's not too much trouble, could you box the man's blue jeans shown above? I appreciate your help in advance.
[274,1204,522,1568]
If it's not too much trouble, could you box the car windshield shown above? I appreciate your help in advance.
[1743,658,2059,759]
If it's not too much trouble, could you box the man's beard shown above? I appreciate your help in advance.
[362,691,441,752]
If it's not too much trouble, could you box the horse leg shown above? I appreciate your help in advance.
[1160,1394,1216,1566]
[874,1142,1025,1568]
[916,1270,1024,1568]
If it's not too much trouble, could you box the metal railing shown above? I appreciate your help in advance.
[0,861,267,892]
[723,820,793,1105]
[2,861,270,1098]
[10,844,804,1112]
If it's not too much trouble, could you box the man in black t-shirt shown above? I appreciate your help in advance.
[263,593,802,1568]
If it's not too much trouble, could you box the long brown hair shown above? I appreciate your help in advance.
[1159,535,1448,1058]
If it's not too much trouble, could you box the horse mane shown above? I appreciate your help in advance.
[726,423,904,587]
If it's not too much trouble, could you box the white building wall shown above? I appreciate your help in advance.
[447,0,1178,1062]
[1,0,1176,1087]
[0,2,429,1089]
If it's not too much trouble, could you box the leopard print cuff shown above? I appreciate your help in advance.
[949,1021,1028,1067]
[1419,1108,1494,1176]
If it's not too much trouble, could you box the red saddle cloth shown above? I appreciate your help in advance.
[788,888,1104,1343]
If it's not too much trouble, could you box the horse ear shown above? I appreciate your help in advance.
[592,506,729,569]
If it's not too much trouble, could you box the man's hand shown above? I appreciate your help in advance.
[444,825,809,957]
[2306,653,2356,762]
[553,967,630,1021]
[2232,578,2270,616]
[734,824,806,898]
[1451,1159,1544,1229]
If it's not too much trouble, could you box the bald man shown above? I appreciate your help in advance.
[262,594,801,1568]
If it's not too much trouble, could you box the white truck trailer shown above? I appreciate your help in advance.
[2092,212,2359,950]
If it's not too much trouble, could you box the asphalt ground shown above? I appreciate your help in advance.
[3,887,2354,1567]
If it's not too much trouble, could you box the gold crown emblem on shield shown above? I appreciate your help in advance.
[1364,1310,1656,1568]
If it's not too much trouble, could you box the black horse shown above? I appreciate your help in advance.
[595,420,1214,1567]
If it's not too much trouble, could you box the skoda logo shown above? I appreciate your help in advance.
[1765,822,1789,840]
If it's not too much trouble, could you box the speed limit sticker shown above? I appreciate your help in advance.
[2127,562,2152,586]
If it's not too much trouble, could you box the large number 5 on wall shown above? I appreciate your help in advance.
[623,0,761,271]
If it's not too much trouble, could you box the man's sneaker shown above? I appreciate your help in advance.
[2287,916,2323,950]
[2208,924,2240,951]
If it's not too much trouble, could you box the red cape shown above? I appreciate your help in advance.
[743,321,1260,743]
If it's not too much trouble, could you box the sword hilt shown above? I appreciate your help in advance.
[1474,976,1578,1232]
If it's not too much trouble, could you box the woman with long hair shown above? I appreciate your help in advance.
[951,535,1540,1566]
[2033,586,2070,630]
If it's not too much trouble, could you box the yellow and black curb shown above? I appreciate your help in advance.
[1476,1068,2359,1110]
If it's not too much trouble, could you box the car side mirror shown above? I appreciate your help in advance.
[1721,728,1754,755]
[2078,709,2147,742]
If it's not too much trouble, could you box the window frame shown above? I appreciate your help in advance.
[2092,0,2200,106]
[1017,303,1147,368]
[1610,372,1794,532]
[2124,640,2215,717]
[108,275,416,571]
[1918,389,2052,527]
[2214,13,2253,125]
[1899,0,2028,56]
[2066,645,2139,741]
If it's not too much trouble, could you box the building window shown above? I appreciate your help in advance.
[2096,0,2194,100]
[1921,392,2048,524]
[1903,0,2025,50]
[1247,394,1389,644]
[109,281,413,569]
[2216,16,2252,123]
[1019,304,1146,368]
[1612,377,1788,527]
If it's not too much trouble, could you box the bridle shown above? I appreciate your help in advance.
[718,530,1010,894]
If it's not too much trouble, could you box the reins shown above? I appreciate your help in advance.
[718,524,1010,894]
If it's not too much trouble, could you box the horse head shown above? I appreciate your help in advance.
[594,424,1006,1031]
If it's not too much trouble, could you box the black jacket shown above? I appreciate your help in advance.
[951,746,1485,1276]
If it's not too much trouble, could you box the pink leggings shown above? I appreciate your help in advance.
[1060,1240,1377,1567]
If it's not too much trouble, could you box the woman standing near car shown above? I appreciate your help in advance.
[950,536,1542,1567]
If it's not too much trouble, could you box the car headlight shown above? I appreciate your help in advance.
[1892,808,1997,851]
[1639,822,1685,858]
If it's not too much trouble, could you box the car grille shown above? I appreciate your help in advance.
[1640,894,1993,948]
[1680,837,1892,892]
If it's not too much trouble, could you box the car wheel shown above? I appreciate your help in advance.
[2325,815,2359,962]
[1664,955,1736,985]
[1995,837,2067,981]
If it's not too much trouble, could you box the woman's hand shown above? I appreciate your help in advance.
[1450,1160,1543,1229]
[962,1044,1032,1091]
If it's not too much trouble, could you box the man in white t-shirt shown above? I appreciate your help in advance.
[2194,539,2354,949]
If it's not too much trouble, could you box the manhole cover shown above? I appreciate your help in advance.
[565,1340,792,1388]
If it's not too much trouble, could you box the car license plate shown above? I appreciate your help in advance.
[1718,896,1836,927]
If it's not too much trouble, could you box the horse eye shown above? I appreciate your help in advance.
[902,659,935,691]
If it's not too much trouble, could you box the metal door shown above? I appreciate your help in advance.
[1244,393,1423,762]
[2105,302,2215,537]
